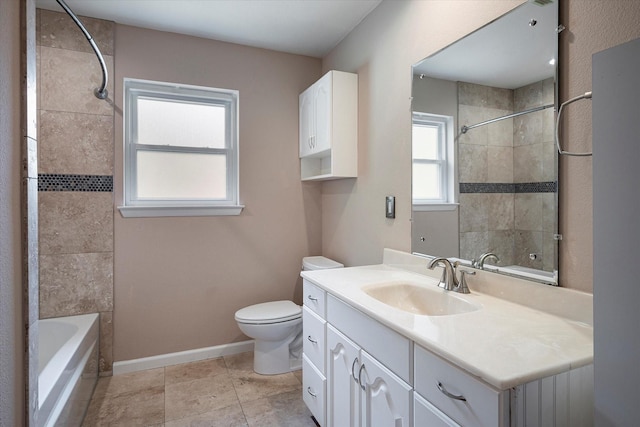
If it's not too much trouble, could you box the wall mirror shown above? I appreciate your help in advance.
[411,0,559,284]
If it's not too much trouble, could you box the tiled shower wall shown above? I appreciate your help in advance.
[36,9,115,374]
[458,79,556,271]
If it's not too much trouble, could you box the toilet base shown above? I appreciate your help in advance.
[253,339,301,375]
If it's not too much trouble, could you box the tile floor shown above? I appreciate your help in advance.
[82,352,317,426]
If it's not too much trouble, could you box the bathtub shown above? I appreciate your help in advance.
[38,313,99,427]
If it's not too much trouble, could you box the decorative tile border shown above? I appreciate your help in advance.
[38,174,113,192]
[460,181,557,194]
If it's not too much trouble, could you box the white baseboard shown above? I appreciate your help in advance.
[112,340,254,376]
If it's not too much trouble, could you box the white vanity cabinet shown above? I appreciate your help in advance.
[325,294,412,427]
[299,70,357,181]
[302,277,593,427]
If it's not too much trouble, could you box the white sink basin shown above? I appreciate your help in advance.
[362,282,480,316]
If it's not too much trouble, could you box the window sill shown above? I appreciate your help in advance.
[412,203,458,212]
[118,205,244,218]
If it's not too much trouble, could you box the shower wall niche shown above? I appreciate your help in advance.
[37,9,115,374]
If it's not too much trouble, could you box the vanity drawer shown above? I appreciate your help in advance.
[303,279,326,318]
[303,354,326,427]
[303,306,326,373]
[327,294,411,384]
[414,345,501,427]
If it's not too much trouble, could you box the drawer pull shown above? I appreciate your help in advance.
[351,357,360,383]
[307,295,318,302]
[307,335,318,344]
[437,381,467,402]
[307,387,317,398]
[358,364,367,391]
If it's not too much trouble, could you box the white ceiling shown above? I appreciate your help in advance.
[413,1,558,89]
[36,0,383,58]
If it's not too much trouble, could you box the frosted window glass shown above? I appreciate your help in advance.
[137,151,227,199]
[413,163,441,200]
[137,98,226,149]
[412,124,439,160]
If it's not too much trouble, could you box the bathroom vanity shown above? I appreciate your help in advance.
[301,249,593,427]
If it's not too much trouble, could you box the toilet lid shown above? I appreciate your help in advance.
[302,256,344,270]
[235,300,301,324]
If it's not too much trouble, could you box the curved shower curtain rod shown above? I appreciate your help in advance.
[55,0,108,100]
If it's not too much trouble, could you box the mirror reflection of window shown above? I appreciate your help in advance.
[412,112,454,205]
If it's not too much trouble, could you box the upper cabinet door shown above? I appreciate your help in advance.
[299,86,315,158]
[313,72,333,155]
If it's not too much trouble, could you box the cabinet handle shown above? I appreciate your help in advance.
[358,363,366,391]
[437,381,467,402]
[351,357,360,383]
[307,295,318,302]
[307,335,317,344]
[307,387,317,398]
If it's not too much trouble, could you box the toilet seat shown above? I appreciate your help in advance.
[235,300,301,325]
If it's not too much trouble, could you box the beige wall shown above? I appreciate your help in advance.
[0,0,24,424]
[113,25,322,361]
[321,0,522,267]
[559,0,640,292]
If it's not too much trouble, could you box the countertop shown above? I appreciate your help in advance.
[300,263,593,390]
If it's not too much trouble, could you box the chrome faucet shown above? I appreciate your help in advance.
[473,252,500,270]
[428,257,475,293]
[428,257,458,291]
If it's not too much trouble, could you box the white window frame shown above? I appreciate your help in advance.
[119,78,243,218]
[412,112,457,211]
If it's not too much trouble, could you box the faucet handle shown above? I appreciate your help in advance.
[456,269,475,294]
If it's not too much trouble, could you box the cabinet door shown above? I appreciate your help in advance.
[326,325,361,427]
[360,350,412,427]
[299,86,314,157]
[414,393,461,427]
[313,71,332,154]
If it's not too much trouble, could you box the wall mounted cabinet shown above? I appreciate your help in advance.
[299,70,357,181]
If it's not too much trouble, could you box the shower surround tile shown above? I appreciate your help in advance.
[39,192,113,255]
[458,144,488,183]
[39,252,113,318]
[40,46,113,116]
[99,311,113,374]
[39,9,114,55]
[37,8,115,376]
[487,146,513,182]
[39,110,114,175]
[515,193,543,231]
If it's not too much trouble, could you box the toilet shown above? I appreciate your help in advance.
[235,256,343,375]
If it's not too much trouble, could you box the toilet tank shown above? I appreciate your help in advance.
[302,256,343,271]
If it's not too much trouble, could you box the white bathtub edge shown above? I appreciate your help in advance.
[112,340,254,375]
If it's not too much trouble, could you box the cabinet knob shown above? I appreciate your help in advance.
[437,381,467,402]
[307,387,317,398]
[307,295,318,302]
[307,335,318,344]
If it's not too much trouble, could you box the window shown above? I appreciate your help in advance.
[120,79,242,217]
[412,112,455,208]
